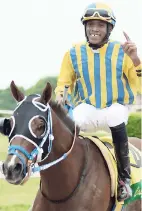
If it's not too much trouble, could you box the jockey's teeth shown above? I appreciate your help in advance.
[90,34,99,37]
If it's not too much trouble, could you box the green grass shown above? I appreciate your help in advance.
[0,205,30,211]
[0,178,40,210]
[0,134,40,210]
[0,178,39,206]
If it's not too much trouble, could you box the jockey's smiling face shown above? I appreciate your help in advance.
[86,20,107,45]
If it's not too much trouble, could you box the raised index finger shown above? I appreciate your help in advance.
[123,31,131,41]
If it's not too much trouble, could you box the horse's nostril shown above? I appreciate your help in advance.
[3,162,23,177]
[13,163,23,174]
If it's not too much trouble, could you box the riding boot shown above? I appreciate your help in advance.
[110,123,132,202]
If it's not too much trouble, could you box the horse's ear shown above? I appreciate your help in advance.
[40,82,52,105]
[10,81,25,102]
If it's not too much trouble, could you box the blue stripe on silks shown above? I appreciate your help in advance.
[81,45,91,104]
[67,94,71,102]
[70,48,85,100]
[94,53,101,108]
[105,42,115,106]
[123,73,134,104]
[116,47,125,104]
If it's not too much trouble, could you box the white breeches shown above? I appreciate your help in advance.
[73,103,129,133]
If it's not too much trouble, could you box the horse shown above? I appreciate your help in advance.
[1,81,141,211]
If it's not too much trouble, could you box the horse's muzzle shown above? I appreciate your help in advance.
[2,159,25,185]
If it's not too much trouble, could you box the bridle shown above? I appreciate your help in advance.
[1,95,89,203]
[4,95,77,185]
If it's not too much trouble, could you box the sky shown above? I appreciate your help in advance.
[0,0,142,89]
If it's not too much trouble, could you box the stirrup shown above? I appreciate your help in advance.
[117,180,132,202]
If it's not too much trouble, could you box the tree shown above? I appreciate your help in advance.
[0,76,58,110]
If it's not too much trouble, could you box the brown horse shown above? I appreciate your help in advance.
[1,81,141,211]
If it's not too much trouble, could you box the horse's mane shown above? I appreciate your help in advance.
[49,100,80,135]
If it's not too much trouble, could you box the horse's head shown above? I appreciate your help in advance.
[2,81,53,185]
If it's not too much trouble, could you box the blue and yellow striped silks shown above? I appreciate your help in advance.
[55,41,141,108]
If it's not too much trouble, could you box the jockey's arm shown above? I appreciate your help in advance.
[123,55,142,94]
[55,51,76,98]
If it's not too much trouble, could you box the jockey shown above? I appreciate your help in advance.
[55,2,142,201]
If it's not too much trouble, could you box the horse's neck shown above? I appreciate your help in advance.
[51,110,74,157]
[40,111,85,201]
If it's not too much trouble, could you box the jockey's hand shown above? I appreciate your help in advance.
[121,31,141,66]
[55,95,71,108]
[55,94,64,105]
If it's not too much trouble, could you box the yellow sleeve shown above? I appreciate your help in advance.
[123,55,142,94]
[134,63,142,94]
[55,50,76,96]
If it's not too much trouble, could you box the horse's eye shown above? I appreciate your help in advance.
[38,122,45,130]
[29,117,47,138]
